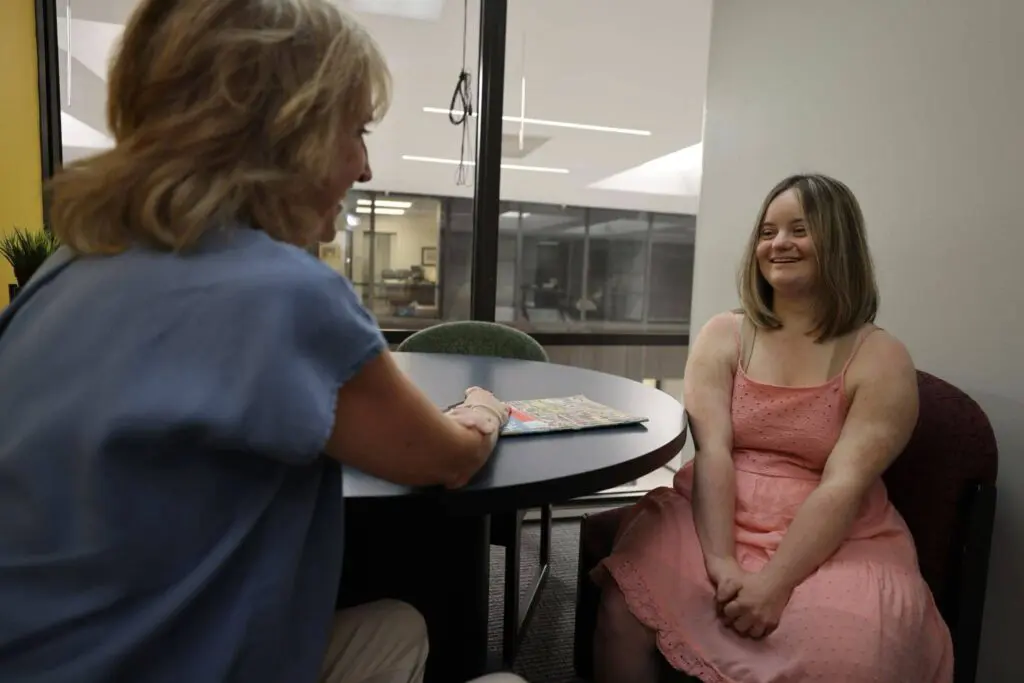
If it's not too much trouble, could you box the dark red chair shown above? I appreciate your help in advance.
[573,371,998,683]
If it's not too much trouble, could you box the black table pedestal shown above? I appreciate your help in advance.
[340,497,491,683]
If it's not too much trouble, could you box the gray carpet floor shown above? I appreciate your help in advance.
[487,520,586,683]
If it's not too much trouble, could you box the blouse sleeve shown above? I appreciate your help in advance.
[200,264,387,465]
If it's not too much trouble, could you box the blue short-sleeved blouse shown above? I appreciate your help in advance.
[0,226,385,682]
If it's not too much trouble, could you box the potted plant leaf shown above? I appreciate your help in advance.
[1,227,60,302]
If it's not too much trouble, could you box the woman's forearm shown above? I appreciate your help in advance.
[692,449,737,565]
[760,482,861,593]
[441,407,501,489]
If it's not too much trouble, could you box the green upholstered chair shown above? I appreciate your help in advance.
[398,320,549,362]
[398,321,552,665]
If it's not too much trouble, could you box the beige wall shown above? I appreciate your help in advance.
[693,1,1023,679]
[375,209,440,278]
[348,206,440,282]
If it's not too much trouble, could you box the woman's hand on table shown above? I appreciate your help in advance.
[447,387,510,436]
[447,406,501,435]
[440,388,508,489]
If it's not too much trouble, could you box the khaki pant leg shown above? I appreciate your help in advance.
[320,600,429,683]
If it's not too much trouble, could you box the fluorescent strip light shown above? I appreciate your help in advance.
[349,0,444,20]
[402,155,569,174]
[500,211,532,219]
[356,199,412,209]
[422,107,651,136]
[355,207,406,216]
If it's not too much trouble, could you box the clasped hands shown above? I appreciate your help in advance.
[446,386,510,436]
[706,556,792,640]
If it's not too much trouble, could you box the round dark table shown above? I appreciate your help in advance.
[344,352,688,510]
[340,353,687,683]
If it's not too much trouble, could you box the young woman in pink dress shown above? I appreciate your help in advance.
[592,174,954,683]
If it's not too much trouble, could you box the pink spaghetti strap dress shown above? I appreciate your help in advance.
[593,323,954,683]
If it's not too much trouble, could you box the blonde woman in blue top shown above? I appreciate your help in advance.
[0,1,526,682]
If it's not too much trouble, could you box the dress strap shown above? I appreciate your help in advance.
[733,313,743,363]
[734,313,756,372]
[840,325,881,374]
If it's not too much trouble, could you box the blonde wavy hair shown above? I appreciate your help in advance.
[738,174,879,341]
[49,0,391,253]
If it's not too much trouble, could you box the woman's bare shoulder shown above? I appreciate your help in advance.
[698,310,742,338]
[861,326,912,362]
[689,311,742,363]
[850,326,916,385]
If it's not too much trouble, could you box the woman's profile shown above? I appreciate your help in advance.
[592,174,953,682]
[0,1,523,682]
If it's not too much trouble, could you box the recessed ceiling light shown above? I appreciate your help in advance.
[401,155,569,174]
[500,211,532,219]
[356,199,413,209]
[355,206,406,216]
[422,107,651,136]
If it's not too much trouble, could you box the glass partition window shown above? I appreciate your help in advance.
[648,214,697,324]
[321,191,446,329]
[50,0,701,342]
[321,190,696,334]
[494,202,695,334]
[55,0,119,163]
[496,202,586,327]
[495,0,706,337]
[586,208,650,326]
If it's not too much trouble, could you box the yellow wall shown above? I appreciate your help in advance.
[0,2,45,305]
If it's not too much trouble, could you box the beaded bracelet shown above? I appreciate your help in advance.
[445,401,508,428]
[466,403,508,427]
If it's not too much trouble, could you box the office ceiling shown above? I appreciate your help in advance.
[54,0,711,215]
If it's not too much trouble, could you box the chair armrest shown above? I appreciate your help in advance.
[573,507,631,680]
[953,482,997,683]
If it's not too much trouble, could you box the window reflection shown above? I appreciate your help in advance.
[648,214,696,324]
[325,191,446,329]
[321,192,694,333]
[493,202,694,334]
[497,203,587,327]
[586,208,650,326]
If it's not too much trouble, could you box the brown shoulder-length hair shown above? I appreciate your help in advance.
[737,173,879,341]
[49,0,390,253]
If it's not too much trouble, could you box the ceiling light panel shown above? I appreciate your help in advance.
[347,0,444,21]
[422,107,651,136]
[356,199,413,209]
[402,155,569,174]
[355,206,407,216]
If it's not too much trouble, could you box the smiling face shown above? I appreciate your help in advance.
[318,125,373,242]
[755,188,818,296]
[739,174,879,340]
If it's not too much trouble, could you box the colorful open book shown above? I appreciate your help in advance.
[502,395,648,436]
